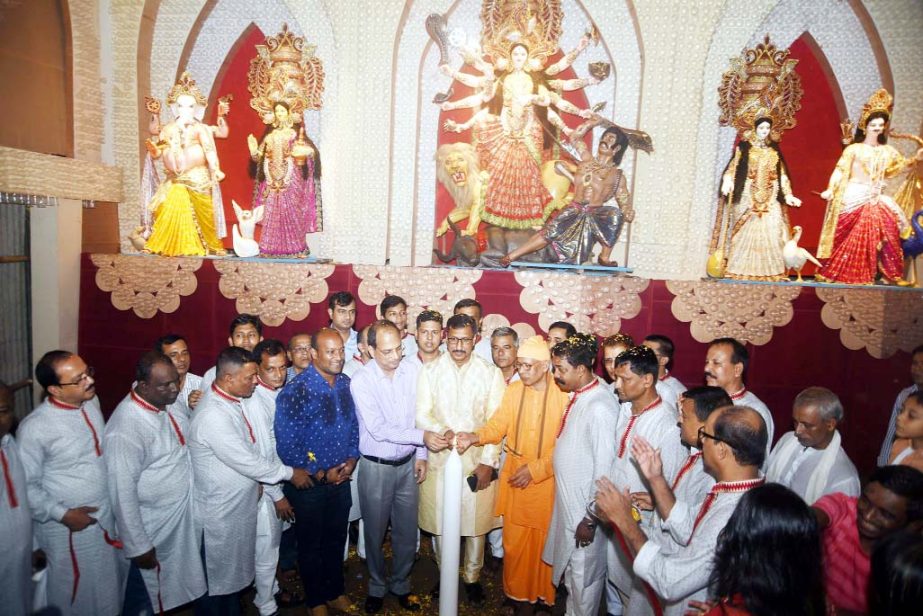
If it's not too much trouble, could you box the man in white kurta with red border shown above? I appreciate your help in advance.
[642,335,687,412]
[606,346,686,615]
[596,405,768,616]
[246,339,295,616]
[704,338,774,462]
[104,352,205,613]
[189,347,310,613]
[543,334,620,616]
[18,351,123,616]
[0,381,32,616]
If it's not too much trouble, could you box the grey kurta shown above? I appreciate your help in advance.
[189,386,292,595]
[543,378,620,584]
[104,392,206,610]
[17,397,123,616]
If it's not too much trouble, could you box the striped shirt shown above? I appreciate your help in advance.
[815,493,868,614]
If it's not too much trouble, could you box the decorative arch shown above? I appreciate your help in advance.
[388,0,644,266]
[128,0,338,255]
[684,0,894,279]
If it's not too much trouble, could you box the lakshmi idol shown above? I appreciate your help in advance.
[247,101,320,257]
[817,89,923,285]
[143,72,229,256]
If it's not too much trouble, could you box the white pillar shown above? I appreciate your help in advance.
[30,198,82,402]
[439,448,463,616]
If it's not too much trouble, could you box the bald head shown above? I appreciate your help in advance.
[712,405,768,468]
[312,328,346,377]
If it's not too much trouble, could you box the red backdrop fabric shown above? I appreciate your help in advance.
[79,254,911,478]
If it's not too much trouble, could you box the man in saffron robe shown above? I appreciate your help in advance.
[456,336,569,612]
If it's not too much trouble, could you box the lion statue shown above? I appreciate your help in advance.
[435,142,485,237]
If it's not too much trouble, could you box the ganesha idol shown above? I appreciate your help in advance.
[141,72,230,257]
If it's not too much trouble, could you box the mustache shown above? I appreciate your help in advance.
[704,371,716,380]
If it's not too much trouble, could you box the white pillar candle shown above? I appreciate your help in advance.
[439,448,463,615]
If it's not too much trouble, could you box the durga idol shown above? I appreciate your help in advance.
[143,72,228,256]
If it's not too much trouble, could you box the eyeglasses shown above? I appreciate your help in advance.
[59,366,95,387]
[698,426,727,447]
[446,337,474,346]
[290,346,311,355]
[515,361,541,371]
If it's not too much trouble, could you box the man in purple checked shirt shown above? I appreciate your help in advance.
[350,320,451,614]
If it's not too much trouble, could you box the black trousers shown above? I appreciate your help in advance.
[284,480,351,608]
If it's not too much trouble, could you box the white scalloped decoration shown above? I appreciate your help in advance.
[91,253,203,318]
[816,287,923,359]
[666,280,801,345]
[353,265,482,323]
[480,313,538,343]
[514,271,649,336]
[213,260,335,326]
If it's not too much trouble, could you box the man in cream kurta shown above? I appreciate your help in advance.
[417,314,506,599]
[18,351,123,616]
[766,386,859,503]
[457,335,569,609]
[104,353,205,613]
[245,340,294,616]
[189,347,308,612]
[544,334,620,616]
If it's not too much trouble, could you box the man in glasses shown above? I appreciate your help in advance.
[606,346,686,614]
[286,333,313,381]
[417,313,506,604]
[453,298,492,362]
[351,320,448,613]
[596,404,767,616]
[629,386,732,548]
[17,351,123,614]
[617,386,731,614]
[104,351,205,614]
[456,335,569,614]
